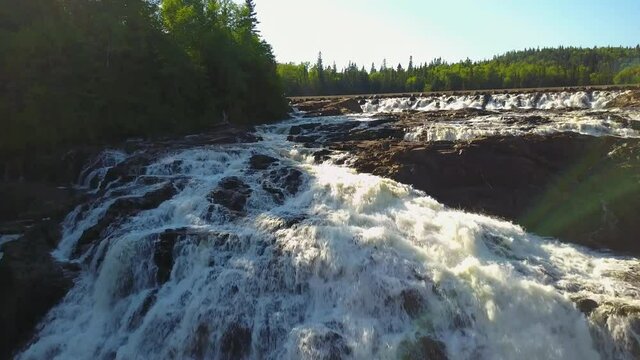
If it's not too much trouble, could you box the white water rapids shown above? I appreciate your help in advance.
[361,91,619,113]
[18,96,640,359]
[402,110,640,142]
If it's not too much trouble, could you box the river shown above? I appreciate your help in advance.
[17,91,640,359]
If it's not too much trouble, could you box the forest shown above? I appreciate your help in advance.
[0,0,288,158]
[278,46,640,96]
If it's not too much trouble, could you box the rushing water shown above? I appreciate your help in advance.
[401,110,640,142]
[18,93,640,360]
[361,91,620,113]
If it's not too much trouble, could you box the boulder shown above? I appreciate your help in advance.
[210,177,252,213]
[249,154,278,170]
[575,298,599,315]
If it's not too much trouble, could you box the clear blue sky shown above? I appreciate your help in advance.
[255,0,640,68]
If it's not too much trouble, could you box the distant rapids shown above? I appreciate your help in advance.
[17,91,640,360]
[361,90,618,113]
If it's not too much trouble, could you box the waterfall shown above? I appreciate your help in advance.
[18,99,640,360]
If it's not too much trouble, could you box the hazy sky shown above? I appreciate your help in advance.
[255,0,640,68]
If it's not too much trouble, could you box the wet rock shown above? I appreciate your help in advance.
[287,135,320,144]
[401,289,426,318]
[502,115,550,127]
[366,117,397,128]
[576,298,599,315]
[0,221,73,359]
[344,128,405,141]
[289,123,321,136]
[316,122,361,134]
[338,130,640,255]
[262,167,304,204]
[128,289,158,330]
[101,155,150,190]
[415,337,448,360]
[190,323,211,360]
[313,149,333,163]
[154,230,180,285]
[74,182,178,257]
[397,336,448,360]
[249,154,278,170]
[210,177,252,213]
[220,323,252,360]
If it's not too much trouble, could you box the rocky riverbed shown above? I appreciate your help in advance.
[0,126,260,358]
[2,89,640,359]
[285,100,640,255]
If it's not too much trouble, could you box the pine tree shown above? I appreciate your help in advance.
[238,0,259,35]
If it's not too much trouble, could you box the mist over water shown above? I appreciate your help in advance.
[18,93,640,359]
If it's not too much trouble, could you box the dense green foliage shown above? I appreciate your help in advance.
[279,46,640,96]
[614,65,640,85]
[0,0,287,157]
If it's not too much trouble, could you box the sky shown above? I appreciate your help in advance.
[255,0,640,69]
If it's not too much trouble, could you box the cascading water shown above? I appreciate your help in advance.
[355,91,640,142]
[17,94,640,360]
[361,91,620,113]
[401,110,640,142]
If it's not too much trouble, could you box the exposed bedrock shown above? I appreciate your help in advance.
[283,107,640,256]
[328,132,640,255]
[292,98,363,117]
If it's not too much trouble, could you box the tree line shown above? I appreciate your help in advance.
[0,0,288,159]
[278,46,640,96]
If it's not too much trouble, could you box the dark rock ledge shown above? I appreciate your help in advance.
[287,109,640,256]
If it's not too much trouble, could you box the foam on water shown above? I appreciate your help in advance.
[403,111,640,142]
[361,91,621,113]
[18,106,640,359]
